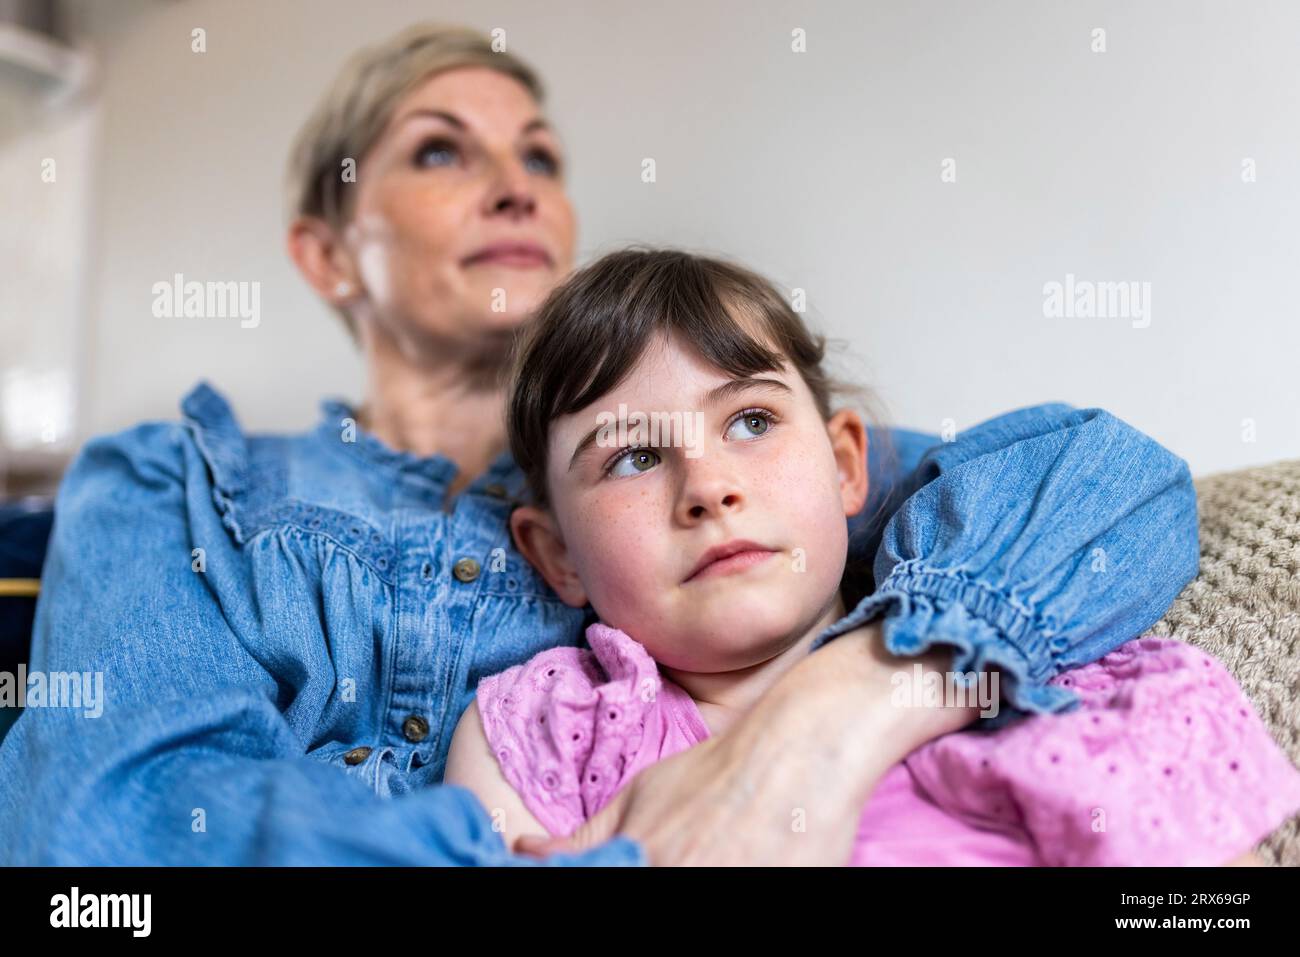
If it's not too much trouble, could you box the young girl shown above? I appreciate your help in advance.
[444,248,1300,865]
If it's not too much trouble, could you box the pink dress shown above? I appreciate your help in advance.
[476,624,1300,865]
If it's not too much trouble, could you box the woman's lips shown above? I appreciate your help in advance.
[462,243,552,269]
[683,548,778,583]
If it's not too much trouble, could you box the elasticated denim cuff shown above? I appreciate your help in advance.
[811,564,1082,729]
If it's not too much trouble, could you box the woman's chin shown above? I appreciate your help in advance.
[460,270,563,321]
[467,305,535,334]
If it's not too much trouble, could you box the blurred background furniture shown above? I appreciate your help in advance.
[0,499,53,742]
[0,0,95,499]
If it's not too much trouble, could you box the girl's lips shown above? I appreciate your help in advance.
[683,548,778,583]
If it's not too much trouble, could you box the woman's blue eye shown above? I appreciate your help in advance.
[608,448,660,478]
[726,410,772,440]
[524,148,560,176]
[414,139,458,168]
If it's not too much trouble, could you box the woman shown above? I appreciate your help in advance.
[0,24,1197,865]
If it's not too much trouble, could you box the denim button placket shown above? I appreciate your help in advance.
[402,716,429,743]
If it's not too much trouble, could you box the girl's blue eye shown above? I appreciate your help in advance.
[414,139,458,168]
[608,448,660,478]
[725,410,773,441]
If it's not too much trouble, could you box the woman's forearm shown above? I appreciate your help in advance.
[733,622,980,815]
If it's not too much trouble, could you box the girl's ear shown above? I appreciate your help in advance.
[826,408,870,518]
[509,505,589,608]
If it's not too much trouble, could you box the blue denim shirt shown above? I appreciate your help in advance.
[0,382,1198,865]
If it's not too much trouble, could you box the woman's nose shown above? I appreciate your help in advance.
[482,154,537,219]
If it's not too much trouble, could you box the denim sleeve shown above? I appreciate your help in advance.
[855,424,944,590]
[0,424,643,866]
[811,404,1199,730]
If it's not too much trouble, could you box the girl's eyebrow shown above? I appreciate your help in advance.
[704,376,791,408]
[565,376,792,472]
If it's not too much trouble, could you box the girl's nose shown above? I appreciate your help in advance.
[677,459,745,523]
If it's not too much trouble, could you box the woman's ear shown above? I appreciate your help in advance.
[509,505,589,608]
[826,408,870,518]
[286,215,359,306]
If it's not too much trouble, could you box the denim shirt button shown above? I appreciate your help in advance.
[452,557,481,583]
[343,746,371,766]
[402,716,429,743]
[1049,636,1070,653]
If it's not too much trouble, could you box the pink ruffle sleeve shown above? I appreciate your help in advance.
[904,635,1300,865]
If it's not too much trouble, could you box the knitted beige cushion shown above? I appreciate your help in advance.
[1149,458,1300,866]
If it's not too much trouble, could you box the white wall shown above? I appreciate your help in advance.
[46,0,1300,475]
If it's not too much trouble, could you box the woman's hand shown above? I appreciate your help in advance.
[516,718,858,865]
[515,623,980,865]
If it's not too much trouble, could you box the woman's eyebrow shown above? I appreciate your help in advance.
[565,376,792,472]
[397,108,467,130]
[396,109,552,138]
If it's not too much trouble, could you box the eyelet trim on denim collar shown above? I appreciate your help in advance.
[317,397,458,486]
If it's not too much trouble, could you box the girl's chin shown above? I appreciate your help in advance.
[670,614,808,659]
[655,636,800,675]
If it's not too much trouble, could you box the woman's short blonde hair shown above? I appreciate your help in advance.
[286,23,545,229]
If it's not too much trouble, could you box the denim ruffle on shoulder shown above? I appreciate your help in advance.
[180,380,252,542]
